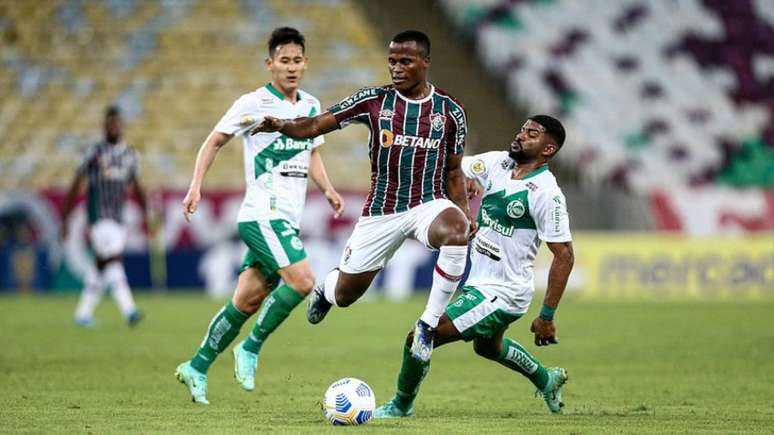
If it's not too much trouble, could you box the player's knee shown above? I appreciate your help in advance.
[473,340,499,360]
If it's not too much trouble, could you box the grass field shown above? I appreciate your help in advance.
[2,293,773,434]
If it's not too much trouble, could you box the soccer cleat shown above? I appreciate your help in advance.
[74,316,96,328]
[374,400,414,418]
[175,362,209,405]
[127,310,144,327]
[233,341,258,392]
[306,284,332,324]
[409,320,435,362]
[538,367,568,413]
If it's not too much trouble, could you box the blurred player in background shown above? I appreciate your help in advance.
[251,30,473,363]
[374,115,575,417]
[60,106,147,328]
[175,27,344,405]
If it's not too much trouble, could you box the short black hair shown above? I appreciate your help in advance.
[391,30,431,57]
[529,114,566,149]
[105,105,121,118]
[268,27,305,57]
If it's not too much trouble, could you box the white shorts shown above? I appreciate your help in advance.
[339,199,462,274]
[89,219,127,259]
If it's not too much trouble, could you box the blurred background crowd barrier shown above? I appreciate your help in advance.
[1,0,772,297]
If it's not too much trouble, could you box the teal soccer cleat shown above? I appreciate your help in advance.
[374,400,414,418]
[233,341,258,391]
[175,362,209,405]
[538,367,568,413]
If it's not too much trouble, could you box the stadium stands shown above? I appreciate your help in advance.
[439,0,774,191]
[0,0,387,190]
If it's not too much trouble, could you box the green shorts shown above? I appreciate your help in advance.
[445,286,521,341]
[237,219,307,288]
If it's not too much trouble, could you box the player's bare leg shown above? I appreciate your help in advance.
[235,260,315,391]
[411,207,469,361]
[307,268,379,324]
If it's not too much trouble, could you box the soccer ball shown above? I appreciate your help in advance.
[322,378,376,425]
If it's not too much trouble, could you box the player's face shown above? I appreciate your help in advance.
[266,43,307,93]
[104,114,122,143]
[387,41,429,94]
[509,120,556,162]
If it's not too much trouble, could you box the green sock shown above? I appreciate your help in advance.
[242,284,304,354]
[190,301,249,374]
[495,338,549,390]
[392,343,430,412]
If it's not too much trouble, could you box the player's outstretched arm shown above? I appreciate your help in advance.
[183,130,232,222]
[249,112,339,139]
[530,241,574,346]
[309,148,344,218]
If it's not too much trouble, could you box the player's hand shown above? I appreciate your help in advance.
[466,178,482,200]
[530,317,559,346]
[182,188,201,223]
[249,116,285,135]
[325,188,345,219]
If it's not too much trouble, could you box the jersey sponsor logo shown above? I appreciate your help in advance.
[430,113,446,131]
[506,199,526,219]
[379,129,440,149]
[379,109,394,120]
[273,137,314,151]
[473,235,501,261]
[480,207,514,237]
[471,159,486,175]
[240,116,256,126]
[278,161,309,178]
[525,182,538,192]
[500,159,515,170]
[290,236,303,251]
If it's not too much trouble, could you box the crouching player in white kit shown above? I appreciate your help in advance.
[174,27,343,404]
[374,115,575,417]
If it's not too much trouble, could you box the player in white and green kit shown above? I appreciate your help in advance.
[174,27,344,405]
[375,115,576,417]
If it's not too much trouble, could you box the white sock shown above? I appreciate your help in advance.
[420,245,468,328]
[75,268,105,320]
[104,262,137,317]
[323,269,340,306]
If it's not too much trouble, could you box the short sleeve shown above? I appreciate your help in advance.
[326,87,381,128]
[446,101,467,155]
[461,151,505,188]
[214,94,260,136]
[533,189,572,243]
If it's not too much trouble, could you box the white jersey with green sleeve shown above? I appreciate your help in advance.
[215,83,324,227]
[462,151,572,314]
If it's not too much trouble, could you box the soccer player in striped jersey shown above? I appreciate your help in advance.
[174,27,344,405]
[61,106,147,328]
[374,116,575,417]
[250,30,474,363]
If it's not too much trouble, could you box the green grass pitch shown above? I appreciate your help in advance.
[1,293,773,433]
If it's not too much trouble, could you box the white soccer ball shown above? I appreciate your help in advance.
[322,377,376,425]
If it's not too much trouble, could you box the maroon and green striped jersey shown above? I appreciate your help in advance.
[327,85,467,216]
